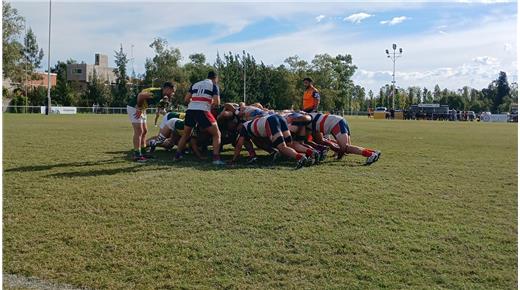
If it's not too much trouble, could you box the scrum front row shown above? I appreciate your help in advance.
[147,103,381,169]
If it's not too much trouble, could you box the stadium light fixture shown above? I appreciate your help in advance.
[385,43,403,110]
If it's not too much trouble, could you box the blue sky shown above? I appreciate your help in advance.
[11,0,518,92]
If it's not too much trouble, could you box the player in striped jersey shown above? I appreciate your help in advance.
[237,103,269,122]
[306,113,381,165]
[230,114,309,169]
[282,111,329,164]
[174,71,225,165]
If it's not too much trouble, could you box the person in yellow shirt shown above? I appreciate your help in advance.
[302,77,320,113]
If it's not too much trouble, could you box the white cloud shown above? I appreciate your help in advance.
[315,15,326,22]
[503,42,513,53]
[457,0,513,3]
[380,16,409,25]
[343,12,374,24]
[472,56,499,65]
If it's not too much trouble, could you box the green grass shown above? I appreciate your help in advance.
[3,114,517,289]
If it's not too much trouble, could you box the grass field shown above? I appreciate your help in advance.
[3,113,517,289]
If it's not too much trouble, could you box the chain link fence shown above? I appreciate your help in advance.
[3,105,370,116]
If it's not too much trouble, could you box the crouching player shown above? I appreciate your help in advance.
[283,111,325,165]
[147,112,185,152]
[230,114,309,169]
[307,113,381,165]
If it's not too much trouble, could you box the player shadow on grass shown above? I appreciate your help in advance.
[5,159,125,173]
[9,150,361,179]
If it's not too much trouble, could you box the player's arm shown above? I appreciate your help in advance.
[231,136,245,163]
[312,91,320,111]
[212,84,221,108]
[190,137,205,160]
[136,91,153,109]
[184,92,192,105]
[184,84,194,105]
[134,91,153,118]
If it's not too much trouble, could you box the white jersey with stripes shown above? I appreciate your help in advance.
[307,113,343,135]
[187,79,220,111]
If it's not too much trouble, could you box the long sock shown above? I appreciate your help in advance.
[361,149,373,157]
[247,149,256,157]
[295,153,304,160]
[134,149,141,157]
[212,154,220,161]
[305,149,314,157]
[156,133,166,144]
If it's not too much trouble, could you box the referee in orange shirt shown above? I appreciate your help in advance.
[302,77,320,113]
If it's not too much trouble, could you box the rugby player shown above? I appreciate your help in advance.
[306,112,381,165]
[174,71,226,165]
[147,112,185,152]
[230,114,309,169]
[283,111,324,164]
[302,77,320,113]
[127,82,176,162]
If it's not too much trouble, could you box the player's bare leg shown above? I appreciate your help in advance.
[335,134,381,164]
[205,123,225,165]
[132,123,147,162]
[174,126,193,161]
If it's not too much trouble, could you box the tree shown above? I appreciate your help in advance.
[2,1,24,83]
[83,69,111,107]
[368,90,375,108]
[144,38,182,86]
[51,59,78,106]
[112,44,130,106]
[189,53,206,65]
[494,71,510,112]
[433,84,441,103]
[22,27,44,74]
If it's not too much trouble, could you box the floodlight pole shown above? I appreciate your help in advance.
[385,43,403,110]
[46,0,52,115]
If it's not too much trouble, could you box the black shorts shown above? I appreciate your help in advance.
[267,115,288,135]
[184,109,216,129]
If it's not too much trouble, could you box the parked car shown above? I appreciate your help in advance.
[467,111,476,121]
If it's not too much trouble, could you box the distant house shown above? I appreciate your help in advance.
[26,72,57,89]
[66,53,116,86]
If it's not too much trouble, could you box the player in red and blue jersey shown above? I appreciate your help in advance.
[230,114,309,169]
[282,111,324,165]
[306,112,381,165]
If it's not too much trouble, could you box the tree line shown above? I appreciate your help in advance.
[3,1,517,113]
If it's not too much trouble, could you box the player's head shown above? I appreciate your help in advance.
[303,77,313,89]
[162,82,176,96]
[208,71,219,84]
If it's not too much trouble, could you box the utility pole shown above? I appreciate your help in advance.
[24,20,28,113]
[46,0,52,115]
[130,44,135,80]
[243,50,246,104]
[385,43,403,110]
